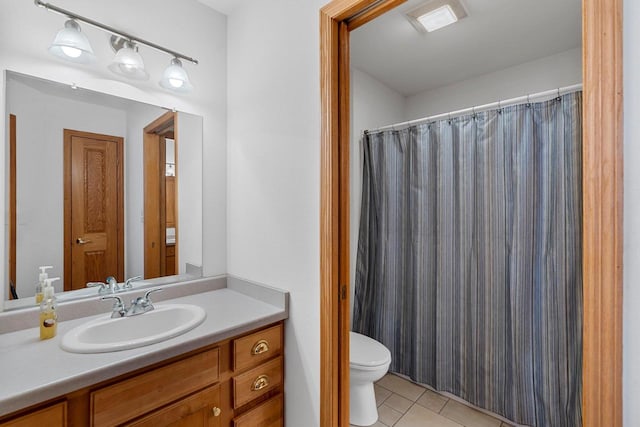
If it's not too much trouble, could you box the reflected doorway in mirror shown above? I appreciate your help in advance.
[143,111,179,279]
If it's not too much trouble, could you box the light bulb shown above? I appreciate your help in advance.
[169,78,184,88]
[61,46,82,58]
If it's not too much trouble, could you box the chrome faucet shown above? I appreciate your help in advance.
[88,275,143,295]
[101,289,162,318]
[126,289,162,316]
[102,295,126,318]
[105,276,119,293]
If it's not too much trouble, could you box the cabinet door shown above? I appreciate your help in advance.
[92,348,219,426]
[0,402,66,427]
[125,385,222,427]
[233,394,283,427]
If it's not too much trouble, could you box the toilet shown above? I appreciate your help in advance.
[350,331,392,426]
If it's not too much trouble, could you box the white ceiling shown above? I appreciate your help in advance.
[350,0,582,96]
[197,0,250,15]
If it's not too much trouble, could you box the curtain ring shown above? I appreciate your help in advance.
[556,88,561,101]
[497,100,502,114]
[448,112,452,125]
[527,94,531,107]
[472,106,476,119]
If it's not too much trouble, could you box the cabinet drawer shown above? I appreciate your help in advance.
[233,324,282,371]
[91,348,219,426]
[1,402,66,427]
[233,356,283,408]
[166,245,176,256]
[125,384,222,427]
[233,393,283,427]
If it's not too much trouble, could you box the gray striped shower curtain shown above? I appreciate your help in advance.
[353,92,582,427]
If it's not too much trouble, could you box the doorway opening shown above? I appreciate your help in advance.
[319,0,623,426]
[143,111,179,279]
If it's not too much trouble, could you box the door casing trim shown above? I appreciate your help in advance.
[319,0,624,425]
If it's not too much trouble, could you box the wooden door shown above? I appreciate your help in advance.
[64,130,124,291]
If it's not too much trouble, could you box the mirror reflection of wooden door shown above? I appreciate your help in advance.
[64,130,124,291]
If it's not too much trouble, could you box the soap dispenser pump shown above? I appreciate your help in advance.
[35,266,53,304]
[39,277,59,340]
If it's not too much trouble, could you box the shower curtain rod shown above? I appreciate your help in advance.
[365,83,583,134]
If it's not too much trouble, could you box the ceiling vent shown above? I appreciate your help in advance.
[406,0,468,33]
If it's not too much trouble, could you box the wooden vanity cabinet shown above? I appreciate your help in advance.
[0,322,284,427]
[0,402,66,427]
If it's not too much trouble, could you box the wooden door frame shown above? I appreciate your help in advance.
[143,111,177,279]
[319,1,623,426]
[8,114,16,298]
[63,129,124,291]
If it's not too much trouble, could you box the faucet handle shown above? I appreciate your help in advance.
[124,276,143,289]
[101,295,125,318]
[87,282,109,294]
[143,288,162,303]
[87,281,105,288]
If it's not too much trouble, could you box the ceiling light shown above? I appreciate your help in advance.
[159,58,193,93]
[108,41,149,81]
[407,0,467,34]
[48,19,95,63]
[418,5,458,32]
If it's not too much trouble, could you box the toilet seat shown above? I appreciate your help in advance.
[350,332,391,370]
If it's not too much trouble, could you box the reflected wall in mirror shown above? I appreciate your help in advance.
[5,71,203,306]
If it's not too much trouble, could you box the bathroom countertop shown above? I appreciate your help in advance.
[0,286,288,417]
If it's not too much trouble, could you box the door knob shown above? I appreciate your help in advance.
[76,237,91,244]
[211,407,221,417]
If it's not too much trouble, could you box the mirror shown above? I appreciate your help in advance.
[4,71,203,310]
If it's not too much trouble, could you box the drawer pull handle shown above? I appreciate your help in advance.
[252,374,270,391]
[212,406,222,417]
[252,340,270,355]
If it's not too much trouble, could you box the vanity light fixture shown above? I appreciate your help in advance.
[406,0,468,34]
[159,58,193,93]
[35,0,198,92]
[108,40,149,81]
[48,19,95,63]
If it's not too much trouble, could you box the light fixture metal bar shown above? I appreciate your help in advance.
[34,0,199,65]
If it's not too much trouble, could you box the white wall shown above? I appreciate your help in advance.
[227,1,324,425]
[350,68,405,323]
[405,47,582,120]
[7,79,127,296]
[624,0,640,423]
[0,0,227,304]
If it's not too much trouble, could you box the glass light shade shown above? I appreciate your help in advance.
[159,58,193,93]
[108,43,149,81]
[48,20,95,64]
[417,5,458,32]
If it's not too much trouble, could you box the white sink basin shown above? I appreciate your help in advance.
[60,304,206,353]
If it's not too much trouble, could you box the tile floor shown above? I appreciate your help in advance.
[351,373,514,427]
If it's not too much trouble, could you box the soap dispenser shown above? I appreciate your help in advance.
[35,266,53,304]
[39,277,59,340]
